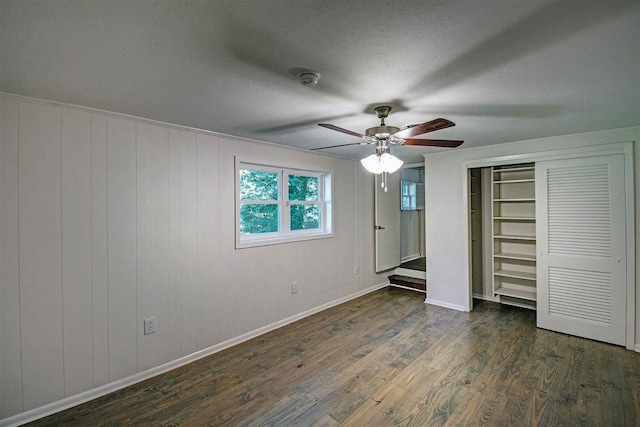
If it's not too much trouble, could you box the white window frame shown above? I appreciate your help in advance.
[236,159,333,248]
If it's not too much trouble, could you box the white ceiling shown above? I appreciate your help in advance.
[1,0,638,164]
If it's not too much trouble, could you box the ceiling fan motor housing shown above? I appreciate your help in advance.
[366,125,400,138]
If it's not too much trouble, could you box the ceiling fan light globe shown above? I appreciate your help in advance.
[380,153,403,173]
[361,154,384,174]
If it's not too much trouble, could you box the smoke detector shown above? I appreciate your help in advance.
[297,71,320,86]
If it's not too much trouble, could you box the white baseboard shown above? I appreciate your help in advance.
[635,343,640,353]
[0,282,389,427]
[425,298,467,312]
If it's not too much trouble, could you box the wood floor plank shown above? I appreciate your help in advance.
[25,290,640,427]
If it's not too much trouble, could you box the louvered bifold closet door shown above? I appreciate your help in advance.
[536,155,626,345]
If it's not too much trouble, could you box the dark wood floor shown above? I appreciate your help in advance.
[27,288,640,426]
[399,257,426,271]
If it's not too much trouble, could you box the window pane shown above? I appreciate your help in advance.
[290,204,320,230]
[240,204,279,234]
[288,174,319,201]
[240,170,279,200]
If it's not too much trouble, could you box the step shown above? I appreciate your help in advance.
[394,267,426,280]
[388,275,426,293]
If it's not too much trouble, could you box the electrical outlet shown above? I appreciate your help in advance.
[144,317,156,335]
[291,281,298,294]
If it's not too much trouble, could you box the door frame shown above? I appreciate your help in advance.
[462,142,635,349]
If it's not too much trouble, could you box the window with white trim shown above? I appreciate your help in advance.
[236,161,332,247]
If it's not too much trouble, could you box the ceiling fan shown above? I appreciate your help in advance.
[312,106,463,174]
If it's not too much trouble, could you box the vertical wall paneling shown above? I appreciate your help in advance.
[216,142,238,342]
[148,124,171,366]
[91,113,109,387]
[138,123,172,370]
[0,95,385,423]
[0,98,23,418]
[180,132,199,356]
[107,116,138,381]
[61,108,94,396]
[196,134,220,349]
[168,129,183,360]
[136,123,151,371]
[18,101,65,410]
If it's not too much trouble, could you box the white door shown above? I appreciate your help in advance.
[536,155,626,345]
[375,173,401,272]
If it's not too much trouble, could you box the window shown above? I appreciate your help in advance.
[401,181,417,210]
[401,180,425,211]
[237,161,332,247]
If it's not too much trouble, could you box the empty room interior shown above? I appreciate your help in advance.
[1,1,640,426]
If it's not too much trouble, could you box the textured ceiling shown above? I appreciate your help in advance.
[1,0,639,163]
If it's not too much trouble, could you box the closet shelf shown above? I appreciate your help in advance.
[494,252,536,261]
[493,216,536,221]
[493,179,535,184]
[494,234,536,241]
[493,166,535,173]
[494,286,537,301]
[493,198,535,202]
[494,269,536,281]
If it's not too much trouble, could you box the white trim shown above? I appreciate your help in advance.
[234,158,334,249]
[425,298,467,312]
[635,344,640,353]
[425,127,640,160]
[389,284,425,293]
[623,143,636,351]
[0,282,389,427]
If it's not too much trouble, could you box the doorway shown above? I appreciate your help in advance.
[400,166,425,263]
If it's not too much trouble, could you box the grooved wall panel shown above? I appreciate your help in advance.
[148,124,171,367]
[196,133,220,349]
[136,122,152,371]
[91,113,110,387]
[61,108,94,396]
[18,101,64,410]
[180,133,198,356]
[168,129,184,361]
[107,116,138,381]
[137,122,172,371]
[0,97,23,416]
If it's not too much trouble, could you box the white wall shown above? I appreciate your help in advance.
[423,127,640,342]
[0,93,386,422]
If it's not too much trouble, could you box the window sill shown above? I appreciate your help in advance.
[236,231,334,249]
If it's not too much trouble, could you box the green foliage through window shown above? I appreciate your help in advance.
[238,164,329,243]
[240,170,278,200]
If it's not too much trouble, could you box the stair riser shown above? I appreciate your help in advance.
[394,268,426,279]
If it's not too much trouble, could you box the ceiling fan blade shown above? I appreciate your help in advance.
[401,139,464,148]
[310,141,371,151]
[392,118,455,139]
[318,123,368,139]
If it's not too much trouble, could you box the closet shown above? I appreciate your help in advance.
[469,146,632,348]
[491,164,536,308]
